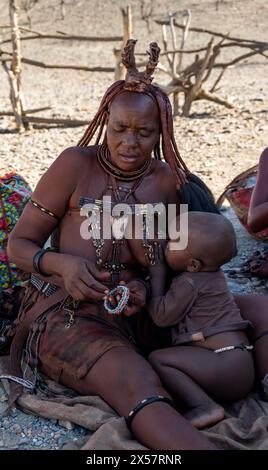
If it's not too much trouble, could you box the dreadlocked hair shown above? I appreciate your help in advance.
[77,39,190,188]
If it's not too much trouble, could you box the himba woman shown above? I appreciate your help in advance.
[5,40,268,450]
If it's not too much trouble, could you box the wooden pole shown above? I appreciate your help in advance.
[8,0,26,131]
[114,5,133,80]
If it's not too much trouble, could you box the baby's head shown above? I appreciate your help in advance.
[165,212,237,273]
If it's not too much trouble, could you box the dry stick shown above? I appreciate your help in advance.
[114,5,132,81]
[210,45,268,93]
[210,65,227,93]
[169,15,177,77]
[177,10,191,72]
[60,0,65,21]
[155,17,267,47]
[135,40,268,57]
[21,116,89,126]
[2,33,123,45]
[197,89,233,108]
[201,37,225,83]
[214,46,268,68]
[162,24,173,71]
[174,10,191,115]
[169,15,179,113]
[0,107,51,116]
[182,38,214,117]
[1,60,23,126]
[0,50,114,71]
[8,0,25,131]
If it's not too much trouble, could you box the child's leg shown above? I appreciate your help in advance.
[149,345,255,429]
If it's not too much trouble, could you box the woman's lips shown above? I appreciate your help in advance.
[119,153,138,163]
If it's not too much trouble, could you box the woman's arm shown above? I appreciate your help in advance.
[248,148,268,232]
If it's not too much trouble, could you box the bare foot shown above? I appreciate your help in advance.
[184,403,225,429]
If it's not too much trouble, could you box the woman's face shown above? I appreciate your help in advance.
[106,91,160,172]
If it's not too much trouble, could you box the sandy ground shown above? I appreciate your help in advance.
[0,0,268,450]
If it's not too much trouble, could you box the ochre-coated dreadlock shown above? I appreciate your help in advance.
[77,39,190,187]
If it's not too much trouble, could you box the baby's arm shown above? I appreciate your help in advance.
[149,243,168,299]
[248,147,268,232]
[149,255,196,328]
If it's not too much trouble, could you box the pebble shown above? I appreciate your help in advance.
[12,424,22,435]
[58,420,75,430]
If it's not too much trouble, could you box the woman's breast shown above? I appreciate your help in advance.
[57,208,148,266]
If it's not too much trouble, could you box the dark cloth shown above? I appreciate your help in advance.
[12,284,157,388]
[149,270,251,345]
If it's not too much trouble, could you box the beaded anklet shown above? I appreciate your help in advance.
[104,285,129,315]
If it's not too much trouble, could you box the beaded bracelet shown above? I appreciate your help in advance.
[104,285,130,315]
[32,247,58,277]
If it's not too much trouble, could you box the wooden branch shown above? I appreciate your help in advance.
[8,0,25,131]
[162,24,173,71]
[0,50,114,72]
[177,10,191,72]
[0,106,51,116]
[21,116,89,126]
[198,89,233,108]
[182,39,214,117]
[155,17,267,47]
[114,5,132,80]
[158,81,184,96]
[210,66,227,93]
[169,15,177,76]
[136,40,268,57]
[202,38,224,83]
[215,46,268,68]
[2,31,123,45]
[1,60,23,129]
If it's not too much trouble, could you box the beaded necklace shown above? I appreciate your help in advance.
[97,143,152,181]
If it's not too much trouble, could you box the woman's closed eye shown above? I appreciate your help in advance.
[113,125,125,133]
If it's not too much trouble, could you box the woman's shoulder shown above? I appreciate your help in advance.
[48,145,99,182]
[55,145,98,166]
[151,159,176,181]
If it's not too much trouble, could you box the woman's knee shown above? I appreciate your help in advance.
[235,294,268,328]
[88,348,163,397]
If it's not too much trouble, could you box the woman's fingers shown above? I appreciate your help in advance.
[87,262,110,282]
[80,270,108,294]
[69,279,107,301]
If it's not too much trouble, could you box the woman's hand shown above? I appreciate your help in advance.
[59,254,110,301]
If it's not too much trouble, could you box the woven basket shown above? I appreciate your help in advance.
[217,165,268,242]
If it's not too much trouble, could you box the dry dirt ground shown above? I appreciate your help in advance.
[0,0,268,451]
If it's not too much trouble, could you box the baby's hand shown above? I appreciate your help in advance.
[154,242,165,264]
[149,242,167,276]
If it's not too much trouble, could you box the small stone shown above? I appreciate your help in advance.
[18,438,29,446]
[58,420,75,431]
[12,424,22,435]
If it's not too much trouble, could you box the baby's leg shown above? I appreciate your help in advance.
[149,345,255,429]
